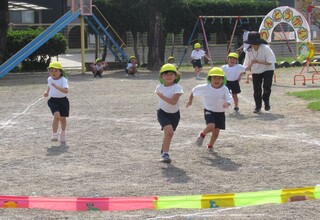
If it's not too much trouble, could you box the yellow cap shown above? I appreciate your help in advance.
[207,67,224,78]
[194,43,201,49]
[48,61,63,70]
[160,63,177,74]
[159,63,180,84]
[228,52,239,59]
[167,56,174,62]
[129,56,136,60]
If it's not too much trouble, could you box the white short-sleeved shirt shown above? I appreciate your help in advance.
[155,84,184,113]
[192,84,233,112]
[126,63,137,69]
[47,76,69,98]
[243,44,276,74]
[93,63,106,71]
[221,64,246,81]
[191,49,206,60]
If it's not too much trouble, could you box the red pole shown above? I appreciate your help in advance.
[200,17,213,67]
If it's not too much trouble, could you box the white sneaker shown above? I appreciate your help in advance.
[125,74,129,78]
[196,134,204,146]
[51,133,58,142]
[59,132,66,142]
[207,145,214,152]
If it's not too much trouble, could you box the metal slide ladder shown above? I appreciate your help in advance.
[84,6,128,67]
[0,10,81,78]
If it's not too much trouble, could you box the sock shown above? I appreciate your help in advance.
[207,145,213,149]
[162,151,169,155]
[200,132,206,138]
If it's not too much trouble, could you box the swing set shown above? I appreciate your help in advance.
[178,15,265,69]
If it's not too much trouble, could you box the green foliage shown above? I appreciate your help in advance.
[307,101,320,111]
[288,90,320,111]
[288,90,320,100]
[92,0,277,67]
[5,28,67,71]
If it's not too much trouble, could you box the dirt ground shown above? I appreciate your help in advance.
[0,66,320,219]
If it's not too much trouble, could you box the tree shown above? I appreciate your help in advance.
[0,0,9,64]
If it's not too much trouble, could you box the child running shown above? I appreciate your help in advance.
[155,63,183,163]
[186,67,233,151]
[221,52,246,112]
[43,61,70,143]
[191,43,211,80]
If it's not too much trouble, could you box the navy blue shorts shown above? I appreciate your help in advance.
[204,109,225,130]
[226,80,241,94]
[48,97,70,117]
[192,59,202,68]
[157,109,180,131]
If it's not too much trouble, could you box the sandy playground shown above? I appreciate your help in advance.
[0,66,320,219]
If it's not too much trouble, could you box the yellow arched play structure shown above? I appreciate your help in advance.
[258,6,320,85]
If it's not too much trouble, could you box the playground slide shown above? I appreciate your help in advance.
[84,15,128,66]
[0,10,81,78]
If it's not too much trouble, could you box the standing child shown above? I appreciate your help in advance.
[186,67,233,151]
[43,61,70,143]
[155,63,183,163]
[237,23,251,64]
[191,43,211,80]
[91,58,108,78]
[221,52,246,112]
[126,56,138,77]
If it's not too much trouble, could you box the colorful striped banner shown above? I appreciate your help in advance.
[0,186,319,211]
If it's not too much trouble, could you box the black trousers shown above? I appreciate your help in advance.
[252,70,274,109]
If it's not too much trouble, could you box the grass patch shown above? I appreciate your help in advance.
[288,90,320,111]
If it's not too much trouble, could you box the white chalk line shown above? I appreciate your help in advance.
[0,96,44,129]
[146,207,266,220]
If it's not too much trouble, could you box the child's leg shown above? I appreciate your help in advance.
[197,123,215,146]
[60,117,67,132]
[92,68,97,77]
[202,123,215,135]
[52,112,61,133]
[98,69,103,77]
[195,67,201,79]
[232,94,239,108]
[59,117,67,142]
[208,128,220,147]
[194,66,198,74]
[161,124,174,153]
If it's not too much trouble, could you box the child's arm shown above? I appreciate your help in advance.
[43,86,50,97]
[186,93,194,108]
[223,89,233,108]
[156,92,182,105]
[51,83,68,94]
[204,54,211,61]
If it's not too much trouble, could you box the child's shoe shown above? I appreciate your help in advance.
[207,145,214,152]
[234,107,239,112]
[51,133,58,142]
[196,133,205,146]
[59,131,66,143]
[159,153,171,163]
